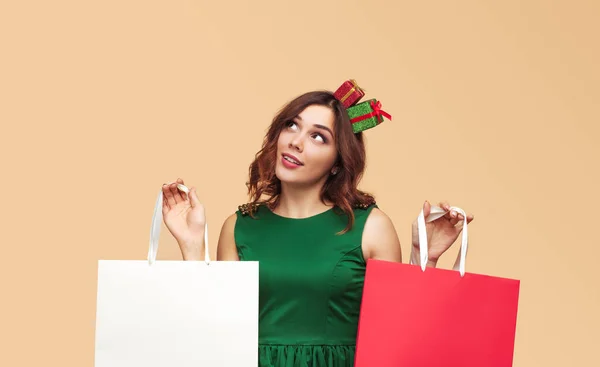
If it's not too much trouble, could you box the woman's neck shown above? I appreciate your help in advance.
[273,182,333,218]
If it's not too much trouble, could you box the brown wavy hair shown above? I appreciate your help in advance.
[245,90,375,233]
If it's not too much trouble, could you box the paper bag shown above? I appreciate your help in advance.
[94,188,259,366]
[354,206,520,367]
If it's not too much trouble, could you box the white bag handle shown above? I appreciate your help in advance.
[416,205,468,277]
[148,184,210,265]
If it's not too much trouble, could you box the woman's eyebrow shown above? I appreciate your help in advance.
[294,116,334,137]
[313,124,333,136]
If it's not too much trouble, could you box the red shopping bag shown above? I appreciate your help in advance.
[354,206,520,367]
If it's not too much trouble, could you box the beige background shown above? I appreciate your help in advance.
[1,0,598,365]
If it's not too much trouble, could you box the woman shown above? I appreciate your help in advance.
[161,90,473,366]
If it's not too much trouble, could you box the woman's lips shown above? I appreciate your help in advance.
[281,153,303,169]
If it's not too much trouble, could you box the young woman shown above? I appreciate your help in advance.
[161,90,474,366]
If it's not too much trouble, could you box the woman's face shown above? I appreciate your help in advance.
[275,104,338,187]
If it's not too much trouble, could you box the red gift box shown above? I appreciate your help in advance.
[333,79,365,108]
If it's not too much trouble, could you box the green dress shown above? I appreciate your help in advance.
[234,202,377,367]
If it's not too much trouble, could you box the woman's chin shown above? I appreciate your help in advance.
[276,169,328,188]
[275,168,307,185]
[275,168,299,183]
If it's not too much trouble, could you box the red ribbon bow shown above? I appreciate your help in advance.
[350,100,392,124]
[370,100,392,121]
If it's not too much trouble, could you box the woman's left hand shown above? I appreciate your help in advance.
[411,201,474,265]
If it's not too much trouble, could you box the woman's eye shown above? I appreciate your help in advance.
[287,121,298,130]
[313,134,327,143]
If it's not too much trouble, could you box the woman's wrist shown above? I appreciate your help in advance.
[178,239,204,261]
[410,244,438,268]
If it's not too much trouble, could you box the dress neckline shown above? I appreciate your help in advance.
[263,205,336,220]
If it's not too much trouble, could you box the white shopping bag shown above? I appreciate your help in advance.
[94,188,259,366]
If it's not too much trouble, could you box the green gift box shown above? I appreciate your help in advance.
[346,98,392,133]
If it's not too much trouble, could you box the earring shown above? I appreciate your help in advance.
[331,167,339,175]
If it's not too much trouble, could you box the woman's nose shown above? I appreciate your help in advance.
[289,137,303,152]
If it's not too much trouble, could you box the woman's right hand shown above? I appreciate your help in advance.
[162,178,206,260]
